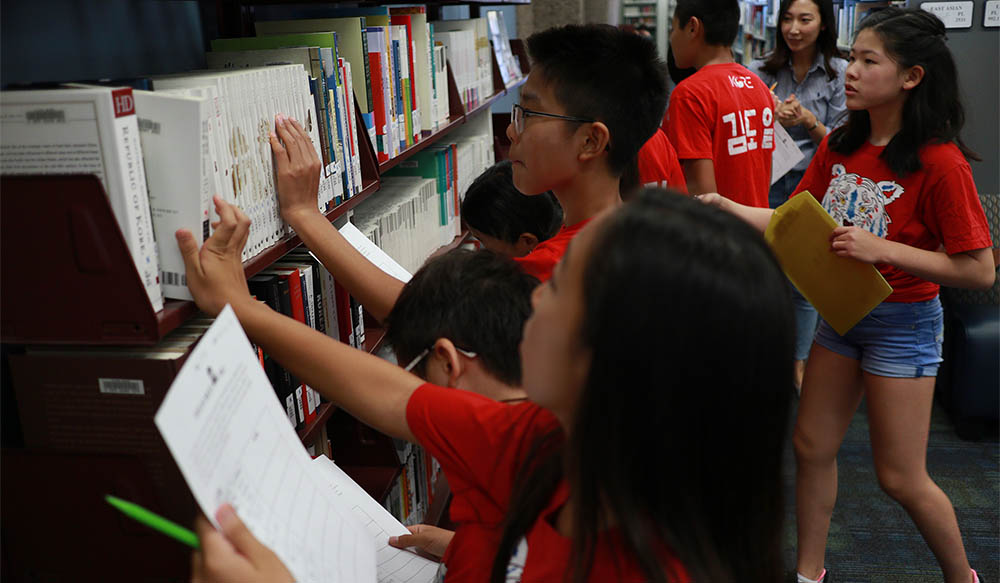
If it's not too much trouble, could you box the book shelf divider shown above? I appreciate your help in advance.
[0,175,161,346]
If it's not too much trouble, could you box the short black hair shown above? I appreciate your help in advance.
[526,24,668,176]
[674,0,741,46]
[461,161,563,244]
[384,249,539,385]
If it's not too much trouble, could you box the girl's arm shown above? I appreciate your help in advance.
[176,197,422,443]
[270,115,404,323]
[697,192,775,233]
[831,227,997,289]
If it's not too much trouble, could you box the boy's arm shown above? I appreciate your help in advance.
[271,115,404,322]
[176,196,421,443]
[682,159,718,196]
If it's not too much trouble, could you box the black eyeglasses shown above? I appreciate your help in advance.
[511,103,596,135]
[403,346,478,372]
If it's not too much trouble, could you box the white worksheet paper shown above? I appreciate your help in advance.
[311,457,440,583]
[154,305,377,583]
[339,222,413,283]
[771,120,806,185]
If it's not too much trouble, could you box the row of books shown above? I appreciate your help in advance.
[0,11,518,313]
[836,1,900,48]
[221,9,514,166]
[386,440,443,527]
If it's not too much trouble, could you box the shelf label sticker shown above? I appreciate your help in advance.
[99,378,145,395]
[985,0,1000,26]
[920,1,975,28]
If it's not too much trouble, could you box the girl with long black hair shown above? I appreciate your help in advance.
[179,188,794,583]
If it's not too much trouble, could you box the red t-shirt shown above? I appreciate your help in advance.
[406,383,690,582]
[638,129,688,193]
[794,139,992,302]
[514,218,591,282]
[665,63,774,207]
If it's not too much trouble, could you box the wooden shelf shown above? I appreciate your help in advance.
[425,474,453,528]
[379,115,467,174]
[297,401,336,444]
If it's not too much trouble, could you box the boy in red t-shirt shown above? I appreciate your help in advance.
[665,0,774,206]
[637,128,687,192]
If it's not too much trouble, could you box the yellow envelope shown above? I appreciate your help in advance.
[764,192,892,335]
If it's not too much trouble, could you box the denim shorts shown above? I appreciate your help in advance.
[814,297,944,378]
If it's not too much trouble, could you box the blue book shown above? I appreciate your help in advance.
[391,39,405,151]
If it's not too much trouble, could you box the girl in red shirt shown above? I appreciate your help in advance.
[179,191,794,583]
[701,8,994,583]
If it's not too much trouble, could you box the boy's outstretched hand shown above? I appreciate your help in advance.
[191,504,294,583]
[175,196,253,317]
[388,523,454,560]
[269,113,323,225]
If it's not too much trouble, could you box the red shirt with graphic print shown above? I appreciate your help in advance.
[638,129,688,193]
[513,218,591,282]
[665,62,774,207]
[794,138,992,302]
[406,383,691,582]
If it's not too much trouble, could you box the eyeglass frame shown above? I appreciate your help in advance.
[510,103,597,136]
[403,345,478,372]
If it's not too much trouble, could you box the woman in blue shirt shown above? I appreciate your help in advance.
[749,0,846,391]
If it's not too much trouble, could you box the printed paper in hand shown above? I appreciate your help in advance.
[311,457,440,583]
[154,305,377,583]
[770,121,805,185]
[339,222,413,283]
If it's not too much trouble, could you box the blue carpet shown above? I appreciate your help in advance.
[781,398,999,582]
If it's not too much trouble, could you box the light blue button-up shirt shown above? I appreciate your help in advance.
[749,51,848,175]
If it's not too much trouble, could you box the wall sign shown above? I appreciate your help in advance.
[985,0,1000,27]
[921,1,975,28]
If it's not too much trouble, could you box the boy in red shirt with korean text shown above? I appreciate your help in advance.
[666,0,775,206]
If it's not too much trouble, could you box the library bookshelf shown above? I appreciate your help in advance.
[0,2,527,581]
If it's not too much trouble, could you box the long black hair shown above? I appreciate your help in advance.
[760,0,842,81]
[490,190,795,582]
[828,7,980,176]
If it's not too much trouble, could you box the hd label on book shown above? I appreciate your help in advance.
[99,378,146,395]
[920,1,974,28]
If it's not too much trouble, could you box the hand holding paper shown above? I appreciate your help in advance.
[831,225,891,264]
[191,505,295,583]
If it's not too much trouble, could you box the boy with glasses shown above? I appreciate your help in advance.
[270,24,668,321]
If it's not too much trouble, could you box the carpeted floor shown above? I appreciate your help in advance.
[781,397,999,582]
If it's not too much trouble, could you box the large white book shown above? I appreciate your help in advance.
[0,86,165,312]
[134,90,214,301]
[153,65,326,258]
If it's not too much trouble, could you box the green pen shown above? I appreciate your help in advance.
[105,494,200,549]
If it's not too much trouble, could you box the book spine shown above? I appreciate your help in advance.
[109,88,164,312]
[367,30,390,163]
